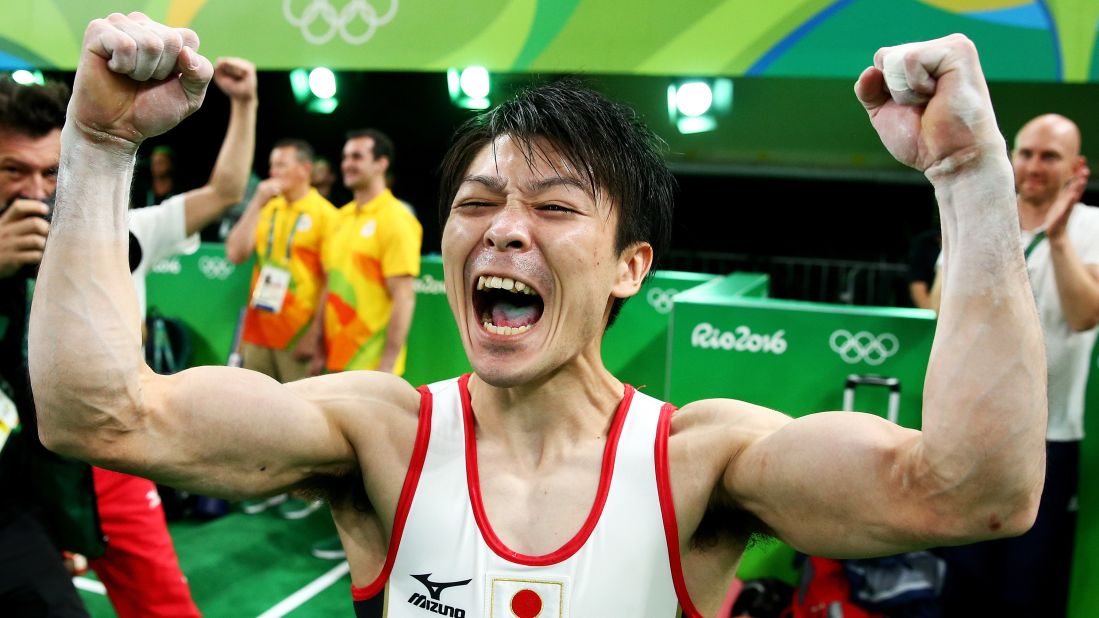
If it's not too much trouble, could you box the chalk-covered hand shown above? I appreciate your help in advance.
[69,12,213,148]
[855,34,1004,176]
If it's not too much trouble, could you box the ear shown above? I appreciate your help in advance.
[611,242,653,299]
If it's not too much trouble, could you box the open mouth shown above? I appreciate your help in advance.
[473,274,545,336]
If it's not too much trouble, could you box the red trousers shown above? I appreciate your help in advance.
[89,467,201,617]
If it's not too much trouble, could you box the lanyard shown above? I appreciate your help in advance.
[1023,230,1047,261]
[264,206,304,264]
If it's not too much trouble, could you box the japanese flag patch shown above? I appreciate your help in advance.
[487,574,569,618]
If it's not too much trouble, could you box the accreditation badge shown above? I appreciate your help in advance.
[250,265,292,313]
[487,574,569,618]
[0,388,18,452]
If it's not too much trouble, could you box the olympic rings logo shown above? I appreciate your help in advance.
[152,258,181,275]
[198,256,236,281]
[283,0,398,45]
[646,287,679,314]
[829,330,899,366]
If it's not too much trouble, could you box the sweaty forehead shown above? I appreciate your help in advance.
[463,135,597,198]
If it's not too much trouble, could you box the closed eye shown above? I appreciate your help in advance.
[455,200,495,209]
[537,203,577,214]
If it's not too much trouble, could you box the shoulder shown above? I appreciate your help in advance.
[664,399,790,542]
[1069,204,1099,258]
[287,370,421,425]
[381,197,422,228]
[287,372,425,518]
[303,191,337,213]
[667,399,791,500]
[290,371,423,469]
[671,398,790,447]
[1072,203,1099,229]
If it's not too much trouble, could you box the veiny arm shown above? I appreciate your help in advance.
[710,35,1045,558]
[28,13,413,499]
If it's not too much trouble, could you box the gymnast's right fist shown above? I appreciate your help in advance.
[69,12,213,148]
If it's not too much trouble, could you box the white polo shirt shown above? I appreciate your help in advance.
[127,194,199,318]
[1024,203,1099,442]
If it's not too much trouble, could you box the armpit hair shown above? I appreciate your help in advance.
[296,469,372,513]
[691,490,776,552]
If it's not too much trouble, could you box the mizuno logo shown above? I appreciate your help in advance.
[407,573,471,617]
[411,573,472,600]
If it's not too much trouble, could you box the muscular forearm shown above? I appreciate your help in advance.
[1048,235,1099,331]
[208,98,256,204]
[378,281,414,373]
[920,152,1046,529]
[185,98,257,236]
[225,192,264,263]
[29,128,145,456]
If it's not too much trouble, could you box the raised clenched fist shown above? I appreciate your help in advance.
[69,12,214,147]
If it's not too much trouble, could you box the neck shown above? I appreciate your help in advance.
[283,184,310,203]
[1017,195,1054,232]
[352,180,387,207]
[467,347,623,460]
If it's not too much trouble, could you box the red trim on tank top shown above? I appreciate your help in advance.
[459,373,634,567]
[351,384,434,601]
[655,403,703,618]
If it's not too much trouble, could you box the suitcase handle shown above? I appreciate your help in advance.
[843,374,901,424]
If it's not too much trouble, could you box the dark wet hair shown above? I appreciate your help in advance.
[437,78,675,327]
[0,77,69,137]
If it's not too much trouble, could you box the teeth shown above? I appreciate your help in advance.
[482,321,532,336]
[475,275,539,296]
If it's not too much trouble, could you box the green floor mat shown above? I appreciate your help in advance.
[78,507,356,617]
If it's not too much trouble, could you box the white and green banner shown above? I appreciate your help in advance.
[2,0,1097,81]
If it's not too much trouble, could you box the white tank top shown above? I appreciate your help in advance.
[352,374,702,617]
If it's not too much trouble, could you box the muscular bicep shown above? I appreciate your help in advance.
[698,401,949,558]
[103,367,403,500]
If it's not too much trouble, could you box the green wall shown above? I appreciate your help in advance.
[3,1,1092,80]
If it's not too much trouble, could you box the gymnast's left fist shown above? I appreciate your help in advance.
[69,12,213,148]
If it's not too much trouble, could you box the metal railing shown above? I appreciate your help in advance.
[663,250,912,307]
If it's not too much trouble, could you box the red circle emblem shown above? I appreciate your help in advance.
[510,588,543,618]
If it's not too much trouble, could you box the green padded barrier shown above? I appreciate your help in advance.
[404,255,469,386]
[145,243,253,368]
[603,270,717,398]
[667,272,935,582]
[1071,346,1099,618]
